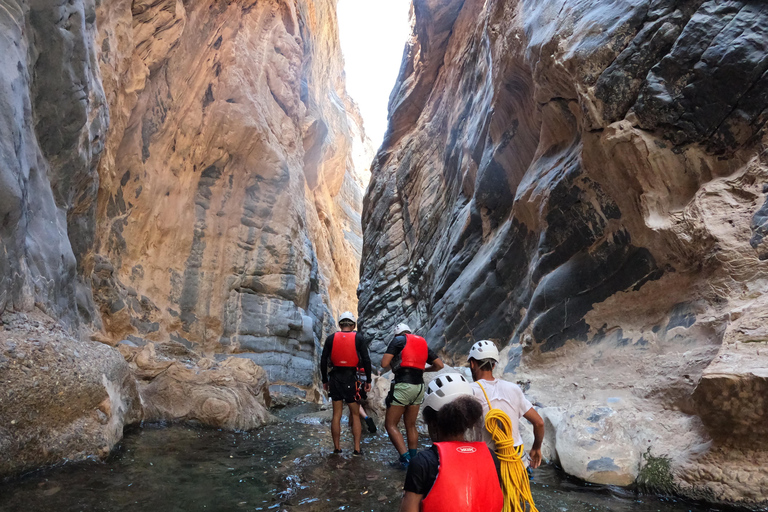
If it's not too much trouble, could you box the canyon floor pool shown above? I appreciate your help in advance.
[0,404,731,512]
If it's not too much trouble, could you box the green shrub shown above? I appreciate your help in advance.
[636,447,676,494]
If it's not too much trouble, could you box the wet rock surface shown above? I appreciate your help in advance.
[359,0,768,506]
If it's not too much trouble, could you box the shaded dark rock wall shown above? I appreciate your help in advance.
[0,0,106,328]
[360,0,768,505]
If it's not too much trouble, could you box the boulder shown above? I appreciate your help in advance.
[0,311,141,478]
[121,343,273,430]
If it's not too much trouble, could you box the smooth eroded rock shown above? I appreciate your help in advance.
[359,0,768,506]
[0,311,141,478]
[120,343,273,430]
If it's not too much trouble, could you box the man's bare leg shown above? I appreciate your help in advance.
[404,405,421,451]
[348,402,362,452]
[331,400,344,451]
[385,405,407,455]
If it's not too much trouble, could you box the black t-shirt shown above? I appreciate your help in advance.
[385,335,439,384]
[319,331,372,384]
[404,445,502,497]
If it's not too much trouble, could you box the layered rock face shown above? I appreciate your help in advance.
[360,0,768,506]
[118,341,273,430]
[92,0,370,392]
[1,0,367,476]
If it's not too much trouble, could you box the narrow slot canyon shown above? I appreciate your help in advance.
[1,0,767,510]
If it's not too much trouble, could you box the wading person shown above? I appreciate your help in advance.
[356,366,377,433]
[319,311,372,455]
[400,373,503,512]
[381,323,444,467]
[469,340,544,511]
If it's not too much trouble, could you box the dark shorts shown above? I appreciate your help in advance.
[329,370,360,404]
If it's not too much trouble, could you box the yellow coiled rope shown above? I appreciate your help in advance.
[477,382,538,512]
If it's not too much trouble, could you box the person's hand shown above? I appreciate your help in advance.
[365,382,372,393]
[323,382,329,392]
[528,448,542,469]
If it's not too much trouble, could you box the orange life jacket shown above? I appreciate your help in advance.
[421,442,504,512]
[400,333,428,370]
[330,331,358,367]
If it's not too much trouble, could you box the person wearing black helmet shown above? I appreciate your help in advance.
[319,311,372,455]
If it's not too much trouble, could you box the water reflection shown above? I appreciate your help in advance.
[0,405,731,511]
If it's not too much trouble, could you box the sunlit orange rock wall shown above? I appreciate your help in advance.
[92,0,370,392]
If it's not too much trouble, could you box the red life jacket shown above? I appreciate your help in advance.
[400,334,429,370]
[421,442,503,512]
[330,331,358,367]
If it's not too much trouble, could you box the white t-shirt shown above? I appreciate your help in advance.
[471,378,533,448]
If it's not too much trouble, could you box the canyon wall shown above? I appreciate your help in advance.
[92,0,370,393]
[1,0,367,476]
[360,0,768,506]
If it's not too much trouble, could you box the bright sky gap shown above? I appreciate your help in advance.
[337,0,413,150]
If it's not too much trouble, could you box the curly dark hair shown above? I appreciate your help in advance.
[423,395,483,439]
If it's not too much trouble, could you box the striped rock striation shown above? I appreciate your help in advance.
[359,0,768,506]
[92,0,371,394]
[0,0,368,476]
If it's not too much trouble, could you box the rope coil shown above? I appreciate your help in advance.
[477,382,538,512]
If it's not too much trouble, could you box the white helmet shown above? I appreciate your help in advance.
[338,311,356,325]
[423,373,474,412]
[468,340,500,363]
[394,323,411,335]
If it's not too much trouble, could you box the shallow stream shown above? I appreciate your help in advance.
[0,404,725,511]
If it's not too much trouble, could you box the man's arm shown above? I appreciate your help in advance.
[523,407,545,468]
[399,492,423,512]
[381,336,403,370]
[424,357,444,372]
[356,333,372,383]
[424,348,444,372]
[320,335,333,386]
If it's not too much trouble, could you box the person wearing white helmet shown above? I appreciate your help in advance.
[400,373,503,512]
[319,311,372,455]
[381,322,444,468]
[468,340,544,469]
